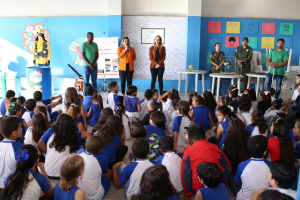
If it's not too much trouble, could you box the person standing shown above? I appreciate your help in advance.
[149,35,166,95]
[263,39,289,99]
[210,43,225,95]
[234,37,253,91]
[81,32,99,96]
[117,37,137,97]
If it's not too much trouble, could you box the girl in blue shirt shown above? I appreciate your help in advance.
[54,155,85,200]
[229,88,239,105]
[203,90,217,123]
[145,111,166,138]
[87,93,103,128]
[139,165,180,200]
[190,95,213,131]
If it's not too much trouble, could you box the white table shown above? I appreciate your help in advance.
[209,73,243,100]
[246,73,267,97]
[178,70,207,93]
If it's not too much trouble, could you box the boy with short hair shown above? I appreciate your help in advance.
[22,99,36,127]
[17,96,26,117]
[157,136,183,193]
[267,87,276,103]
[83,86,95,114]
[77,135,112,200]
[168,98,179,134]
[107,81,120,109]
[195,162,230,200]
[139,89,152,120]
[0,117,23,189]
[251,160,297,199]
[0,90,15,116]
[8,102,28,139]
[234,135,270,200]
[112,138,157,199]
[173,101,191,148]
[239,102,252,128]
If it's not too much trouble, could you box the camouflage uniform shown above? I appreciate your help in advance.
[210,51,225,94]
[234,45,253,91]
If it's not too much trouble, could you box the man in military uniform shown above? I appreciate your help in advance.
[234,37,253,91]
[210,42,225,95]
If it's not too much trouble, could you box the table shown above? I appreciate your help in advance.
[246,73,267,97]
[177,70,207,93]
[209,73,243,100]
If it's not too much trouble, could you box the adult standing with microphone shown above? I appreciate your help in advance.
[149,35,166,95]
[117,37,137,97]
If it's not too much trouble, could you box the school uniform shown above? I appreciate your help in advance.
[54,181,79,200]
[292,89,299,101]
[0,98,6,115]
[0,139,23,188]
[241,112,252,129]
[234,158,270,200]
[164,110,172,130]
[236,113,245,124]
[157,151,183,192]
[219,118,231,149]
[107,92,120,110]
[139,99,150,120]
[173,115,191,147]
[140,110,155,126]
[77,149,110,200]
[267,187,297,199]
[65,99,84,125]
[24,127,37,147]
[198,183,230,200]
[22,111,35,127]
[290,128,300,142]
[125,96,140,122]
[4,169,51,200]
[145,125,166,138]
[162,98,173,114]
[247,125,268,137]
[83,96,93,113]
[119,159,157,198]
[232,98,239,105]
[19,117,26,139]
[168,111,178,134]
[97,133,121,163]
[209,107,217,123]
[122,114,131,139]
[41,128,82,177]
[264,108,283,119]
[193,105,211,130]
[88,104,101,127]
[37,99,59,124]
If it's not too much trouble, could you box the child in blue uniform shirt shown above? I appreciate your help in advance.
[124,85,141,124]
[87,93,103,132]
[54,155,85,200]
[145,111,166,138]
[190,95,213,131]
[107,81,120,110]
[229,88,239,105]
[22,99,36,127]
[195,162,230,200]
[292,120,300,159]
[0,90,15,115]
[67,104,84,132]
[83,86,95,113]
[8,102,28,140]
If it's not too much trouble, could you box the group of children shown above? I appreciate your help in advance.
[0,76,299,200]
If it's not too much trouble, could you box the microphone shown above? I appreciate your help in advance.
[126,44,129,52]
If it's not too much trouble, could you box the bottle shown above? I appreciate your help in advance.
[189,64,193,72]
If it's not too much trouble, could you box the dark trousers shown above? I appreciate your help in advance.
[119,64,134,94]
[108,145,128,169]
[150,67,165,94]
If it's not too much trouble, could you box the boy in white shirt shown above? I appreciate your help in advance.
[22,99,36,127]
[139,89,152,120]
[107,81,120,110]
[239,102,252,129]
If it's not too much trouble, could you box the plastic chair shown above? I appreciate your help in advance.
[289,66,300,72]
[279,71,297,101]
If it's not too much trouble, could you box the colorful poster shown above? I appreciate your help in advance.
[226,22,240,33]
[280,23,294,35]
[208,21,221,33]
[225,36,240,48]
[94,37,119,79]
[29,70,42,83]
[207,52,211,64]
[261,37,275,49]
[207,36,221,48]
[244,22,258,34]
[247,37,258,49]
[262,23,276,34]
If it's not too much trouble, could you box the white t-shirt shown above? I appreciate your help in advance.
[24,127,37,147]
[107,92,120,110]
[248,126,268,137]
[139,99,150,120]
[173,115,191,147]
[267,187,297,199]
[122,114,131,139]
[241,112,252,129]
[36,101,51,123]
[0,139,23,188]
[264,109,283,119]
[235,158,270,200]
[22,111,35,127]
[164,110,172,129]
[236,113,245,124]
[162,98,173,115]
[292,89,299,101]
[157,152,183,192]
[77,149,108,200]
[168,111,178,134]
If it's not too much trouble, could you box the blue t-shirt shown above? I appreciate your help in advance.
[219,118,231,149]
[54,181,79,200]
[19,117,26,139]
[209,107,216,120]
[77,148,108,173]
[0,98,6,115]
[295,142,300,159]
[145,125,166,138]
[125,96,139,112]
[83,96,93,114]
[193,106,211,130]
[89,104,101,127]
[41,99,51,106]
[199,183,230,200]
[98,133,121,163]
[232,98,239,105]
[247,125,255,136]
[290,129,300,142]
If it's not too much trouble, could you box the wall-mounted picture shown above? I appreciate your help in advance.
[208,21,221,33]
[105,58,111,63]
[98,69,104,73]
[226,22,240,33]
[244,22,258,34]
[113,65,118,71]
[105,64,111,71]
[112,58,118,63]
[262,23,276,34]
[280,23,294,35]
[225,36,240,48]
[141,28,165,44]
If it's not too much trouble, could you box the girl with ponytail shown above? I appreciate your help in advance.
[67,104,83,131]
[3,144,53,200]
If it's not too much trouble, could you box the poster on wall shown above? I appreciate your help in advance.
[247,37,258,49]
[141,28,165,44]
[262,23,276,34]
[244,22,258,34]
[29,70,42,83]
[225,36,240,48]
[94,37,119,79]
[261,37,275,49]
[208,21,221,33]
[207,36,221,48]
[226,22,240,33]
[280,23,294,35]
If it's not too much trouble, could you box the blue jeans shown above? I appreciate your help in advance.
[263,73,283,99]
[117,164,130,197]
[83,66,98,96]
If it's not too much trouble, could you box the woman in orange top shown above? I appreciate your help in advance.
[149,35,166,94]
[117,37,137,96]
